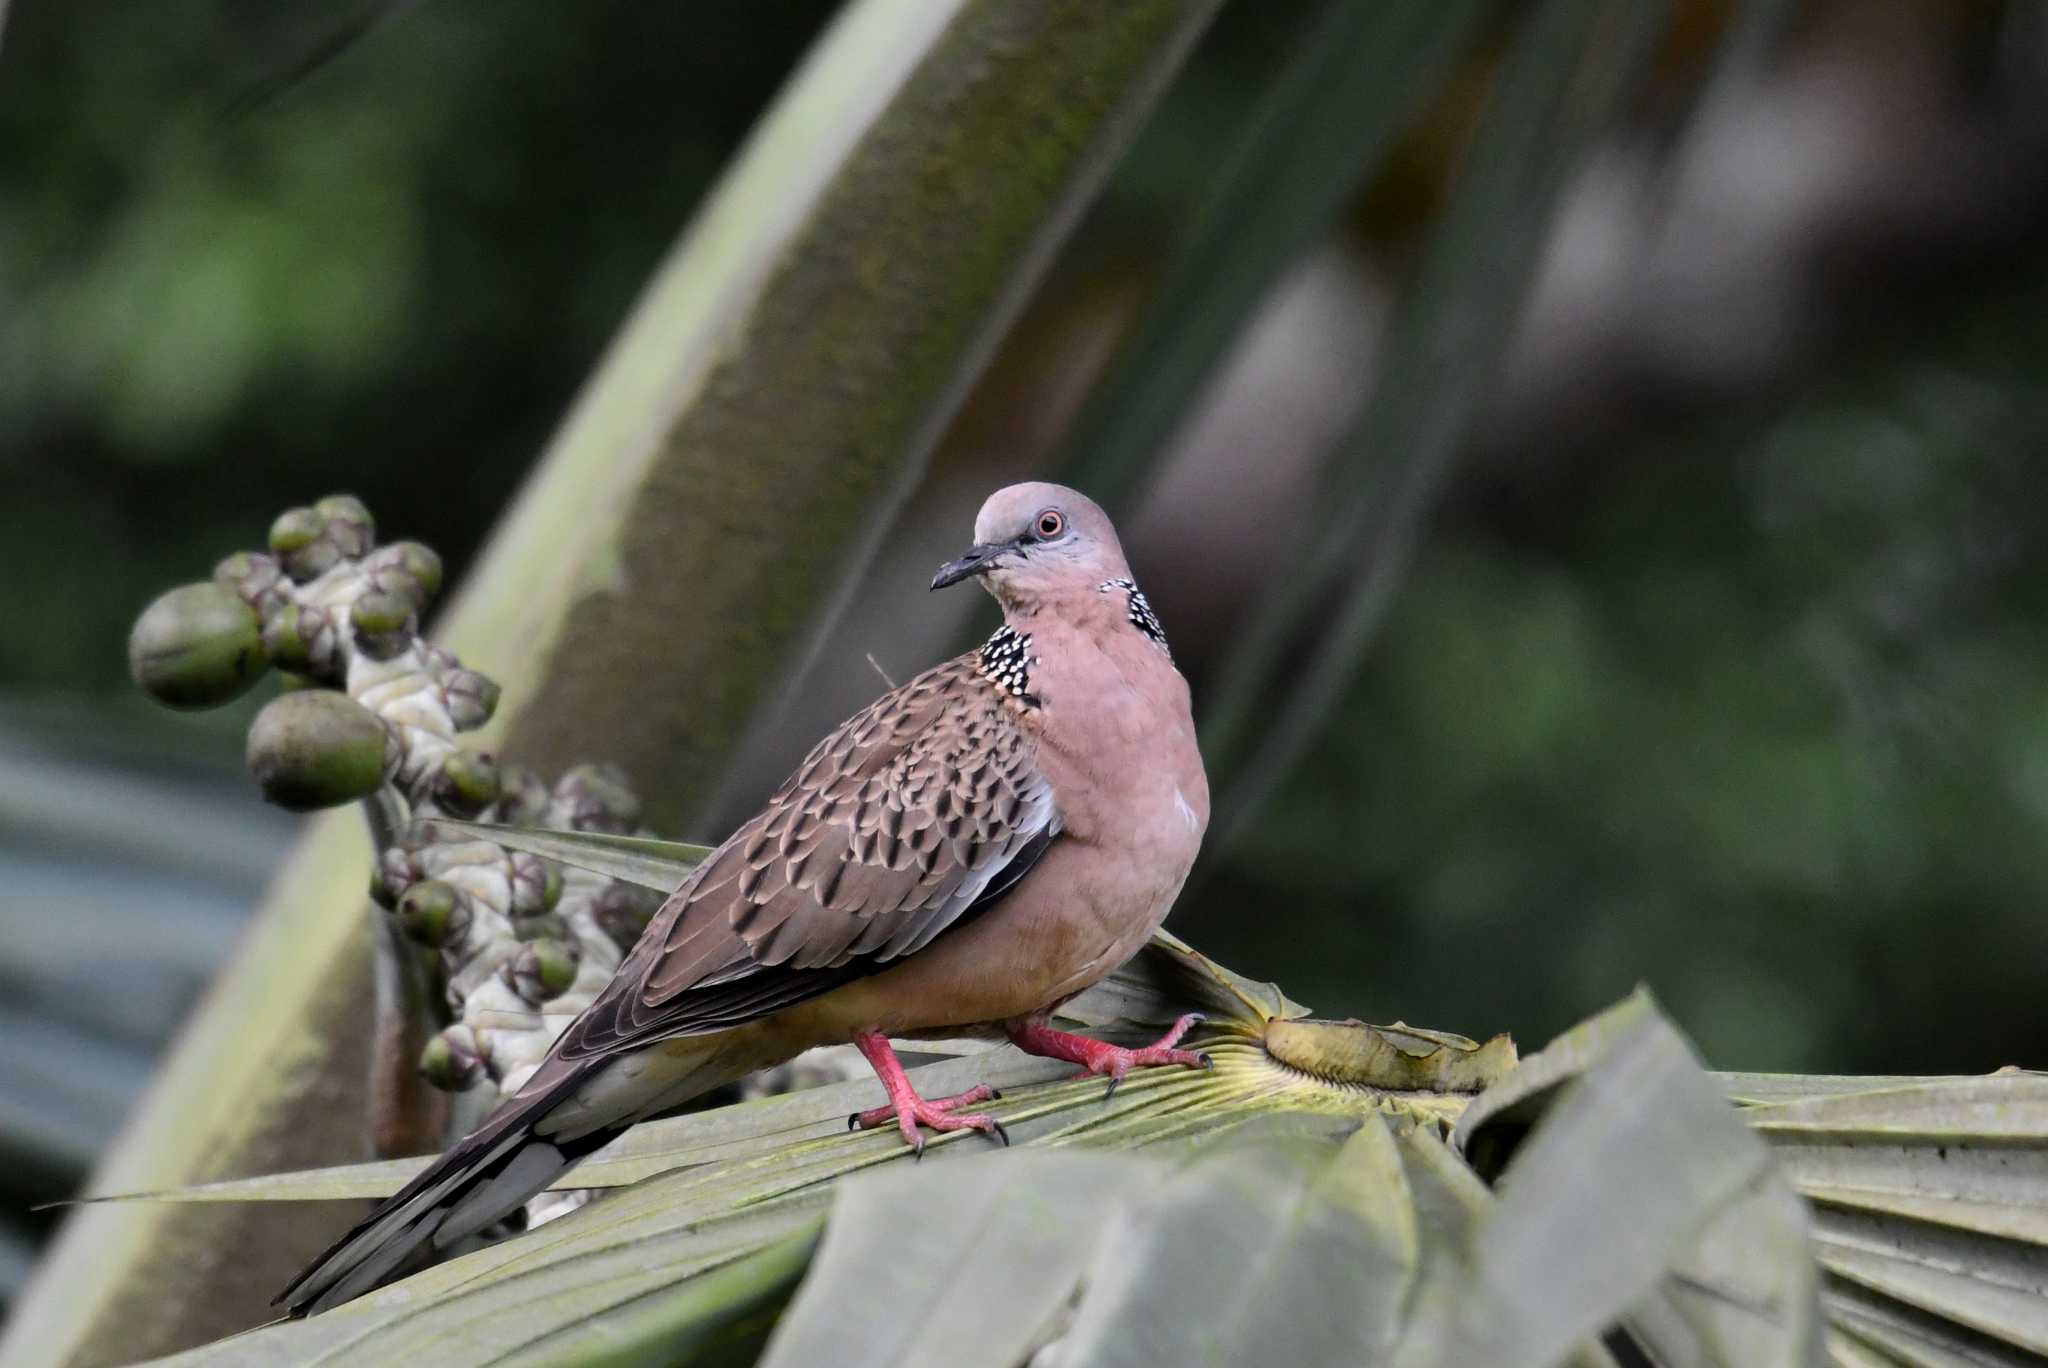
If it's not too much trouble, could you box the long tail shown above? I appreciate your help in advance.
[277,1057,616,1316]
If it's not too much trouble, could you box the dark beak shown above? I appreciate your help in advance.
[930,540,1017,591]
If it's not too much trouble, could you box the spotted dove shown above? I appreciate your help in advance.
[281,482,1211,1314]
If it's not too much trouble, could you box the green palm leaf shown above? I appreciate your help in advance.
[125,965,2048,1368]
[99,957,1833,1367]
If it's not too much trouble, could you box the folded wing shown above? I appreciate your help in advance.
[554,652,1057,1062]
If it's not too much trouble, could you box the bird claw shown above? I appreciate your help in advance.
[850,1082,1000,1132]
[1156,1012,1205,1050]
[1007,1010,1214,1108]
[850,1033,1008,1156]
[850,1082,1005,1153]
[1068,1013,1213,1099]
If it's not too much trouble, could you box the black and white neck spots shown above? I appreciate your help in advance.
[1099,578,1170,658]
[978,625,1035,701]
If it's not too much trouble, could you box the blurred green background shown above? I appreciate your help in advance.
[4,0,2047,1313]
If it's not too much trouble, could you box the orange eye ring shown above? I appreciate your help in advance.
[1035,509,1065,539]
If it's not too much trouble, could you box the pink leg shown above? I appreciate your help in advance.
[848,1031,1008,1157]
[848,1083,1000,1132]
[1007,1012,1211,1099]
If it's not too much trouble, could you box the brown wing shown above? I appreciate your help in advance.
[554,652,1056,1062]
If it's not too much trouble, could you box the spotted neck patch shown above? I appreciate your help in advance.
[1100,578,1170,658]
[978,625,1035,701]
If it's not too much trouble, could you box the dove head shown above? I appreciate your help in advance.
[930,482,1132,610]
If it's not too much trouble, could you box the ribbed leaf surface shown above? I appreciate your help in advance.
[130,978,1842,1367]
[1738,1073,2048,1366]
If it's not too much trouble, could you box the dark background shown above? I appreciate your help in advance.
[5,0,2047,1308]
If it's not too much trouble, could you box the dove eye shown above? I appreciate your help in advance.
[1034,510,1065,540]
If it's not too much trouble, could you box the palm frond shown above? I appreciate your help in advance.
[119,963,1946,1368]
[1742,1073,2048,1365]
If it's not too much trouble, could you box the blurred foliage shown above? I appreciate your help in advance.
[1214,259,2048,1075]
[0,0,836,696]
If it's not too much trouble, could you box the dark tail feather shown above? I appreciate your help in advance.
[277,1060,609,1316]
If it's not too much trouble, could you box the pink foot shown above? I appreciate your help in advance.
[850,1032,1008,1157]
[849,1083,1000,1132]
[1007,1012,1212,1099]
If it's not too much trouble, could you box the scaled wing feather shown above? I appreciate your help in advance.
[555,653,1056,1063]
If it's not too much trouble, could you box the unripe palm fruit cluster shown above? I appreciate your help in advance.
[128,495,664,1102]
